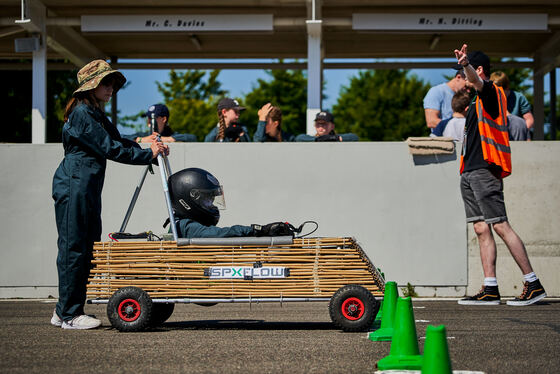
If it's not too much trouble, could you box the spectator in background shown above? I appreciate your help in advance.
[126,104,197,143]
[253,103,295,142]
[507,113,530,141]
[295,111,358,142]
[431,91,471,141]
[424,69,469,130]
[490,71,534,130]
[205,98,251,142]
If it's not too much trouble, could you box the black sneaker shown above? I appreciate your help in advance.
[507,280,547,306]
[458,285,501,305]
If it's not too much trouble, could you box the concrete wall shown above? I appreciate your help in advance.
[0,142,558,298]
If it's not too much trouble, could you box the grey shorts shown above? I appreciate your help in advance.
[460,168,508,224]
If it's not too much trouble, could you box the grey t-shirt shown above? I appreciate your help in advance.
[507,114,529,141]
[442,117,466,141]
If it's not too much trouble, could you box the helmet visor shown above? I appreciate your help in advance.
[191,186,226,211]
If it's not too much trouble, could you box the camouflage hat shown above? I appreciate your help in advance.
[73,59,126,96]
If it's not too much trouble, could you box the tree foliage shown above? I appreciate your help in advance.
[241,69,307,137]
[47,69,77,141]
[156,70,227,140]
[332,70,431,141]
[1,68,76,143]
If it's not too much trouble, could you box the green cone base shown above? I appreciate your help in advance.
[368,327,393,341]
[377,354,423,370]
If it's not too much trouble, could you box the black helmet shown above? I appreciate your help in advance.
[168,168,225,226]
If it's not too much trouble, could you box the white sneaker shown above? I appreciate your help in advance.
[50,310,62,327]
[61,314,102,330]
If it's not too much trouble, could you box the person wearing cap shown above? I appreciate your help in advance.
[125,103,197,143]
[204,98,251,142]
[253,103,295,142]
[51,60,169,330]
[295,111,359,142]
[423,68,469,131]
[453,44,546,307]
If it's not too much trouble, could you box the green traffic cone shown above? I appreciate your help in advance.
[369,281,397,341]
[421,325,452,374]
[376,296,423,370]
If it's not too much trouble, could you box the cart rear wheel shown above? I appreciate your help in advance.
[150,303,175,326]
[107,287,153,332]
[329,285,378,332]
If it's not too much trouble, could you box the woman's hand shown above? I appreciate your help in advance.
[150,140,169,158]
[160,136,176,143]
[137,133,158,143]
[258,103,273,121]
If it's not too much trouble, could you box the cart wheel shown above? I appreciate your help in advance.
[107,287,153,332]
[329,285,378,332]
[150,303,175,326]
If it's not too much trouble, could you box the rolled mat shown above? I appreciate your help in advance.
[405,137,455,155]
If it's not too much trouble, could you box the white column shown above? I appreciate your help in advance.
[306,19,322,135]
[30,0,47,144]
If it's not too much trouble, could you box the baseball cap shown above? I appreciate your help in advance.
[144,103,169,118]
[453,51,491,73]
[315,111,334,123]
[217,98,245,111]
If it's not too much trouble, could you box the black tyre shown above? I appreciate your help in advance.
[329,285,379,332]
[150,303,175,326]
[107,287,153,332]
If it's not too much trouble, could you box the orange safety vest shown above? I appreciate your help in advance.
[460,84,512,178]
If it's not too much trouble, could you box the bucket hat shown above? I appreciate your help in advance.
[73,59,126,96]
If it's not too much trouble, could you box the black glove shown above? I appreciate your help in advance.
[224,124,245,141]
[315,134,340,142]
[252,222,294,237]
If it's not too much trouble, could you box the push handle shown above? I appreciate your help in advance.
[156,135,178,242]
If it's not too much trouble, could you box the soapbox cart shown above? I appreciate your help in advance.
[86,153,385,332]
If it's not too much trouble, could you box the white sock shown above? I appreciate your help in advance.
[484,277,498,287]
[523,272,538,283]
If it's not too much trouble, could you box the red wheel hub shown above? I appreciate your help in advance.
[118,298,141,322]
[341,297,365,321]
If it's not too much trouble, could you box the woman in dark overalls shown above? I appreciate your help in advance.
[51,60,168,329]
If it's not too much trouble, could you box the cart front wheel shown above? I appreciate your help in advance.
[329,285,378,332]
[107,287,153,332]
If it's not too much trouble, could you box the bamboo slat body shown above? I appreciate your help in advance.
[87,237,385,300]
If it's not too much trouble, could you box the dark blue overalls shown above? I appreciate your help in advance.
[52,103,153,321]
[177,218,254,238]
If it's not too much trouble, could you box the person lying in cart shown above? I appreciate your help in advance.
[167,168,291,238]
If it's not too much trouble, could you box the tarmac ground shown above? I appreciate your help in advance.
[1,299,559,374]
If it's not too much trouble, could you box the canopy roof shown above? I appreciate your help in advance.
[1,0,559,73]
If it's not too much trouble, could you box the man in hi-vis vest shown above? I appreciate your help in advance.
[454,44,546,306]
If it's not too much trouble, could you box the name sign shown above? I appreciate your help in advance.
[206,266,289,280]
[353,13,548,31]
[82,14,273,32]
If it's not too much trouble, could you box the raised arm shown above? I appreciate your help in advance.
[454,44,483,92]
